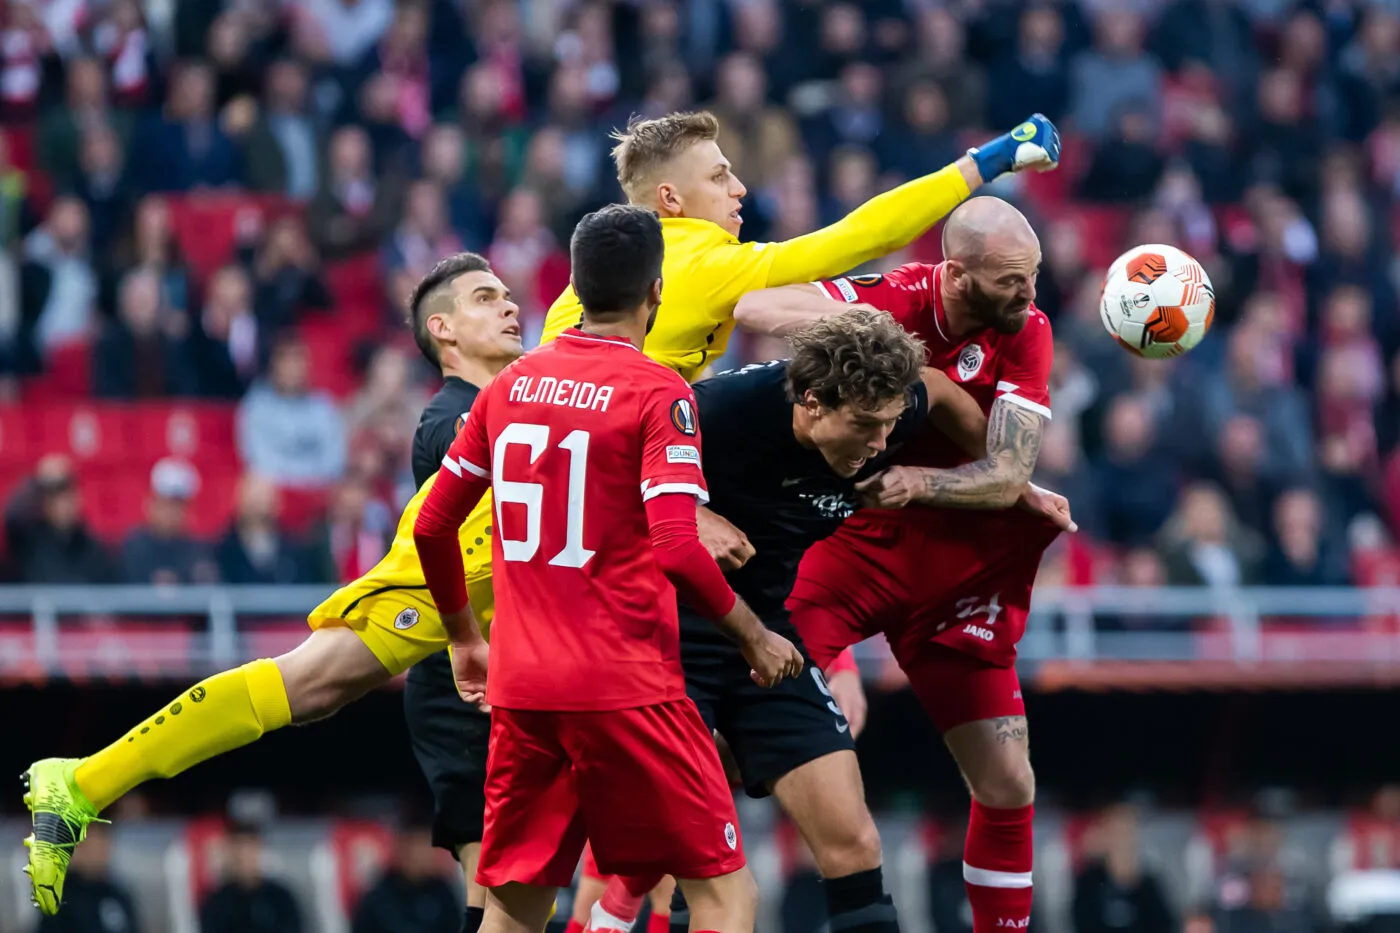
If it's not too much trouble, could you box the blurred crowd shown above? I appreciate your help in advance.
[32,787,1400,933]
[3,0,1400,595]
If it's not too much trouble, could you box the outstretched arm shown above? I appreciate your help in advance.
[761,115,1060,287]
[734,283,866,337]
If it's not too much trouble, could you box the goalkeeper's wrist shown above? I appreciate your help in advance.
[967,133,1015,182]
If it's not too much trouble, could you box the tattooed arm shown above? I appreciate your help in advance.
[855,396,1046,510]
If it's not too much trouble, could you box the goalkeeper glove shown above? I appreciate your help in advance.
[967,114,1061,181]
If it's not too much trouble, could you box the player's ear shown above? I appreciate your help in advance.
[425,311,452,343]
[656,182,681,215]
[648,277,663,308]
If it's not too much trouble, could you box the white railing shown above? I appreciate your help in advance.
[0,585,1399,677]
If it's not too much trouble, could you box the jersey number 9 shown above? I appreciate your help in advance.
[492,422,596,569]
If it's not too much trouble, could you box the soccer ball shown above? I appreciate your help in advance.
[1100,244,1215,358]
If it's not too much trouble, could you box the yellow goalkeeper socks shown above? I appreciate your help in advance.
[74,658,293,812]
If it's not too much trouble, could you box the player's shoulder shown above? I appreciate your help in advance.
[1013,304,1055,346]
[419,376,480,431]
[666,217,771,261]
[696,358,788,398]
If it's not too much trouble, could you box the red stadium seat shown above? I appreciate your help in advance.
[27,403,135,463]
[129,403,238,465]
[0,405,36,462]
[166,194,294,285]
[81,468,150,542]
[1,125,35,172]
[327,820,395,913]
[277,486,331,534]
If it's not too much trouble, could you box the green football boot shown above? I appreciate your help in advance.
[21,758,104,916]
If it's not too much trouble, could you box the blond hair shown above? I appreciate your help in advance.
[610,111,720,203]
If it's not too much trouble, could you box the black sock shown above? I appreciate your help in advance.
[824,867,900,933]
[669,888,689,933]
[462,905,485,933]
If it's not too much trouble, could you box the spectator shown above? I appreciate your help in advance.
[199,822,303,933]
[72,123,135,261]
[901,7,986,130]
[1094,395,1179,545]
[93,266,180,399]
[419,123,490,250]
[37,56,134,192]
[350,820,459,933]
[357,71,417,178]
[247,216,331,336]
[216,474,308,584]
[237,338,347,488]
[382,179,466,285]
[1037,418,1104,540]
[878,80,961,183]
[307,125,404,260]
[729,0,810,102]
[455,63,531,203]
[519,125,591,243]
[106,195,191,318]
[821,146,879,227]
[1263,488,1348,587]
[541,63,606,199]
[803,61,884,162]
[291,0,394,68]
[1210,415,1280,534]
[487,186,565,339]
[34,823,140,933]
[1073,804,1175,933]
[3,456,115,584]
[987,6,1071,130]
[1214,816,1321,933]
[121,458,218,585]
[206,11,261,107]
[242,58,320,199]
[1070,9,1161,140]
[0,0,52,119]
[22,196,98,357]
[1156,482,1264,587]
[132,60,241,191]
[305,473,392,583]
[93,0,155,107]
[704,51,799,194]
[1250,68,1325,206]
[179,264,260,399]
[1079,106,1166,202]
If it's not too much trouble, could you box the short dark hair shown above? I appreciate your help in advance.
[570,205,664,316]
[406,252,493,367]
[786,309,926,411]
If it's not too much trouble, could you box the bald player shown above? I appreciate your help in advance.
[735,197,1070,933]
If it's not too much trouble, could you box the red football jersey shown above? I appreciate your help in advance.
[817,262,1054,485]
[807,262,1058,664]
[440,329,710,712]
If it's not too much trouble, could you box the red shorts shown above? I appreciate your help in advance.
[787,509,1057,732]
[477,700,746,888]
[581,842,605,880]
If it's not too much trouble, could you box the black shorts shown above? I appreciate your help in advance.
[680,612,855,799]
[403,650,490,854]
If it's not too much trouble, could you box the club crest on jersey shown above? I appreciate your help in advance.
[957,344,985,381]
[394,608,420,630]
[670,398,698,436]
[724,822,737,850]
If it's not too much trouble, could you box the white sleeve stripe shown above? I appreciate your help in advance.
[996,380,1019,394]
[457,457,489,478]
[998,392,1052,420]
[442,454,488,478]
[640,482,710,505]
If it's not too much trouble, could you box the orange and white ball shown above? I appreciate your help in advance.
[1100,244,1215,359]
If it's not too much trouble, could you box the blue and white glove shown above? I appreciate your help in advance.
[967,114,1061,181]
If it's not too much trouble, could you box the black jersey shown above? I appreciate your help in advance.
[685,359,928,629]
[411,376,482,488]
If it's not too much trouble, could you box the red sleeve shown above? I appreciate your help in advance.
[993,307,1054,419]
[638,372,709,505]
[826,648,859,677]
[814,263,936,331]
[644,492,737,620]
[413,394,493,616]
